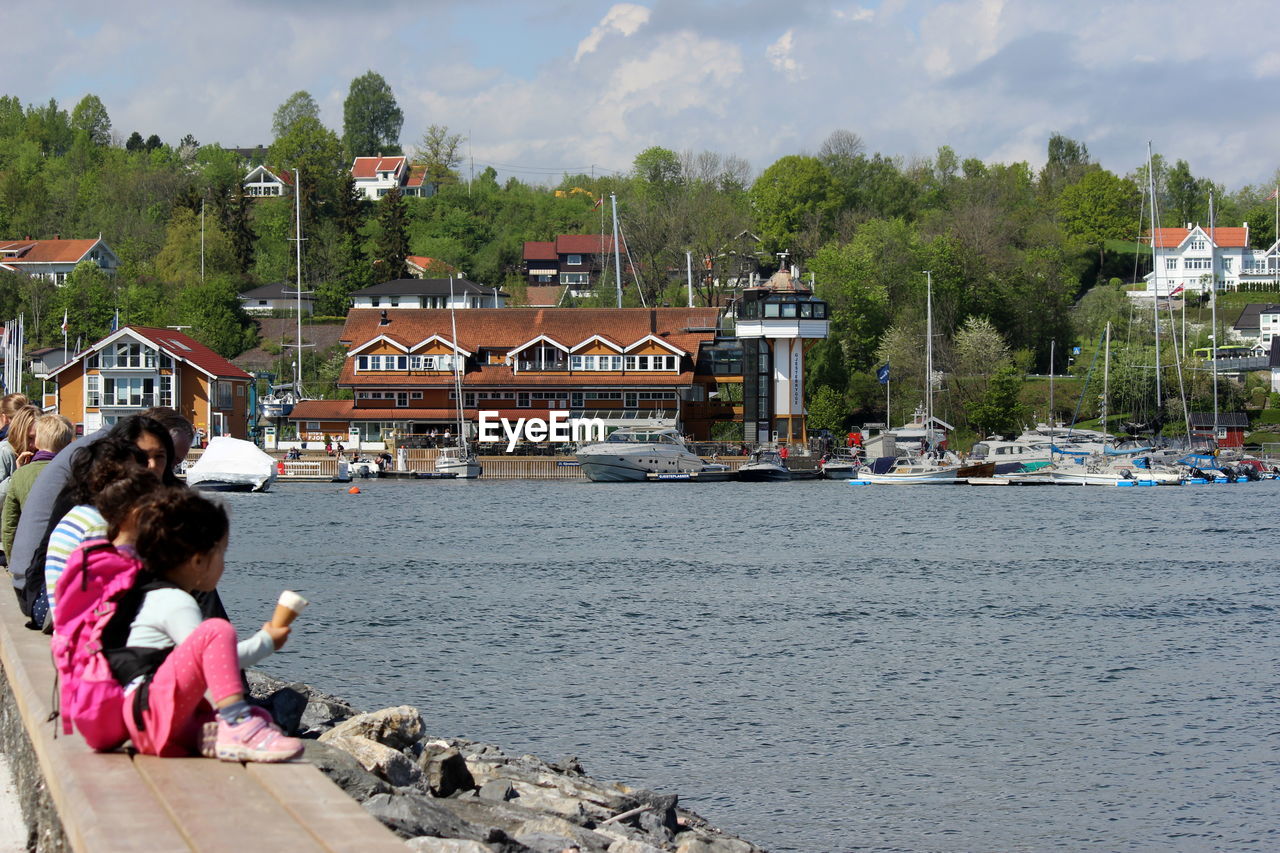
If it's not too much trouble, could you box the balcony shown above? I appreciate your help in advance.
[516,359,569,372]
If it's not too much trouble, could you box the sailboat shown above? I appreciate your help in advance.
[261,168,311,421]
[854,271,973,484]
[435,276,482,478]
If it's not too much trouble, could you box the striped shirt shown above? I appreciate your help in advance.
[44,504,107,624]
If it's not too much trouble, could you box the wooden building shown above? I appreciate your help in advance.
[45,326,252,439]
[287,308,741,445]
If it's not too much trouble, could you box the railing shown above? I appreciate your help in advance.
[477,457,588,479]
[275,460,339,479]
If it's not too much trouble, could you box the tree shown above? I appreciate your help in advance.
[176,276,257,358]
[268,115,345,204]
[632,146,682,189]
[1073,281,1132,341]
[48,261,116,343]
[342,71,403,157]
[1039,133,1091,198]
[414,124,463,194]
[70,95,111,147]
[125,131,144,152]
[1165,159,1209,227]
[748,155,839,259]
[818,129,865,165]
[966,364,1027,436]
[374,187,410,281]
[144,134,162,152]
[273,91,320,139]
[806,384,847,433]
[1057,169,1141,274]
[949,316,1012,419]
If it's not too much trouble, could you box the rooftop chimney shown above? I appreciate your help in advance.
[379,310,389,326]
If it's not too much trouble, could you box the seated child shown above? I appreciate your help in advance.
[109,487,301,761]
[2,413,73,558]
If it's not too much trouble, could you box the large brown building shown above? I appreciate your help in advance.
[287,308,742,445]
[45,326,253,439]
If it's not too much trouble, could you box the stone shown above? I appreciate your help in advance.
[325,734,420,787]
[637,809,675,845]
[513,816,614,852]
[628,790,678,832]
[608,840,666,853]
[362,792,487,841]
[479,780,516,802]
[319,705,425,750]
[301,740,392,802]
[246,670,361,735]
[675,836,756,853]
[404,839,493,853]
[419,745,475,798]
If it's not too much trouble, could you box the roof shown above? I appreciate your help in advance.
[406,256,457,275]
[350,278,506,298]
[1234,303,1280,331]
[522,235,618,261]
[0,238,103,264]
[524,285,566,307]
[1144,226,1249,249]
[48,326,251,381]
[404,165,426,189]
[338,307,720,387]
[239,282,314,300]
[523,241,557,261]
[350,156,406,180]
[1189,412,1249,428]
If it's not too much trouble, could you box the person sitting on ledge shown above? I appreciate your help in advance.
[108,488,300,761]
[1,413,73,560]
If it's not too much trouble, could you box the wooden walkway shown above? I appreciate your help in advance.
[0,591,404,852]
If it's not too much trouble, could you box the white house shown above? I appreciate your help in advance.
[1143,222,1280,296]
[238,282,315,315]
[0,237,119,284]
[350,156,430,200]
[349,279,508,310]
[243,165,290,198]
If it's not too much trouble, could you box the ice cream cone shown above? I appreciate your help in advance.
[271,590,308,628]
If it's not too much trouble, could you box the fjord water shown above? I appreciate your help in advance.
[219,480,1278,852]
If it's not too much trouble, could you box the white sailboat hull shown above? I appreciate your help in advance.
[576,444,704,482]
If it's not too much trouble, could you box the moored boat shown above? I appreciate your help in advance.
[186,437,277,492]
[575,427,706,482]
[736,449,791,482]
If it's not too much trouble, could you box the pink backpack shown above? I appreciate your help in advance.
[51,539,145,750]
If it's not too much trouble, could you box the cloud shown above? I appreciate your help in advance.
[766,30,803,81]
[575,3,652,62]
[834,6,874,23]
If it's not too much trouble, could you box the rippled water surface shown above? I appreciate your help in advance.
[218,480,1280,852]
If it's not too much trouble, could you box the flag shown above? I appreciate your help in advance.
[74,335,81,353]
[876,362,891,384]
[1267,186,1278,202]
[1170,284,1185,296]
[592,196,603,210]
[60,310,68,334]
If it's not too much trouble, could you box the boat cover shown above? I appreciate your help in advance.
[186,437,277,491]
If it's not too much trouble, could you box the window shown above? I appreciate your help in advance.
[464,392,476,407]
[396,393,408,408]
[411,391,423,400]
[517,392,530,408]
[214,381,234,409]
[1223,257,1233,271]
[102,377,155,407]
[159,374,173,407]
[86,374,101,407]
[1165,257,1178,270]
[535,274,552,283]
[560,273,589,286]
[566,254,583,265]
[1191,239,1207,250]
[571,392,584,408]
[624,392,637,408]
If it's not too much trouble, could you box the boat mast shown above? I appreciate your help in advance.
[285,168,312,399]
[1049,339,1055,443]
[611,193,623,308]
[1102,323,1110,436]
[448,275,466,449]
[925,270,933,448]
[1210,187,1219,443]
[1146,143,1163,418]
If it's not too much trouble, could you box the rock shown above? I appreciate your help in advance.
[419,745,476,798]
[608,840,666,853]
[319,705,424,750]
[246,669,361,736]
[626,789,678,834]
[675,836,756,853]
[325,734,421,787]
[404,839,493,853]
[513,816,614,852]
[637,810,674,846]
[301,740,392,802]
[362,792,490,842]
[479,780,517,802]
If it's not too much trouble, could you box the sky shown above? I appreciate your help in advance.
[7,0,1280,191]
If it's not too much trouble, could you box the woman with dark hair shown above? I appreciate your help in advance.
[107,416,179,485]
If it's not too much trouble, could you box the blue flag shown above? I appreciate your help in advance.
[876,362,890,384]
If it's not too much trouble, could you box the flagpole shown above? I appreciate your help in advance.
[62,309,68,364]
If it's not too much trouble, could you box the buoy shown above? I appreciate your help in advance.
[347,486,360,495]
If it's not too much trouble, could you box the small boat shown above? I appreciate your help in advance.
[435,445,482,479]
[575,427,706,482]
[818,453,861,479]
[737,449,791,482]
[186,437,277,492]
[852,452,967,485]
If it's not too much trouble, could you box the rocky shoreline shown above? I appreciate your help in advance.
[248,671,767,853]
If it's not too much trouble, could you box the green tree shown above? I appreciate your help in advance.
[1057,169,1141,274]
[272,91,320,139]
[1072,281,1131,341]
[49,261,116,343]
[1165,158,1209,227]
[748,155,839,259]
[342,71,403,157]
[176,276,257,358]
[806,384,847,433]
[414,124,463,194]
[1039,133,1091,198]
[949,316,1013,418]
[966,364,1027,436]
[70,94,111,147]
[374,186,410,280]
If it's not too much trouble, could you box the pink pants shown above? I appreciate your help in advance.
[123,618,243,756]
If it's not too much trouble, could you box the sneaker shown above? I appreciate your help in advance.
[213,714,303,763]
[201,708,275,758]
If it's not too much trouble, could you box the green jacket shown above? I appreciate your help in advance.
[2,459,50,557]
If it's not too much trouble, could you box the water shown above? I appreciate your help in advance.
[217,480,1280,852]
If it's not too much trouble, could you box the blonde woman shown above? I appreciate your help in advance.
[0,405,40,502]
[1,414,72,559]
[0,393,29,442]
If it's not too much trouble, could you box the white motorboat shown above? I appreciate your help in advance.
[575,427,705,482]
[853,452,969,484]
[435,445,482,479]
[186,437,277,492]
